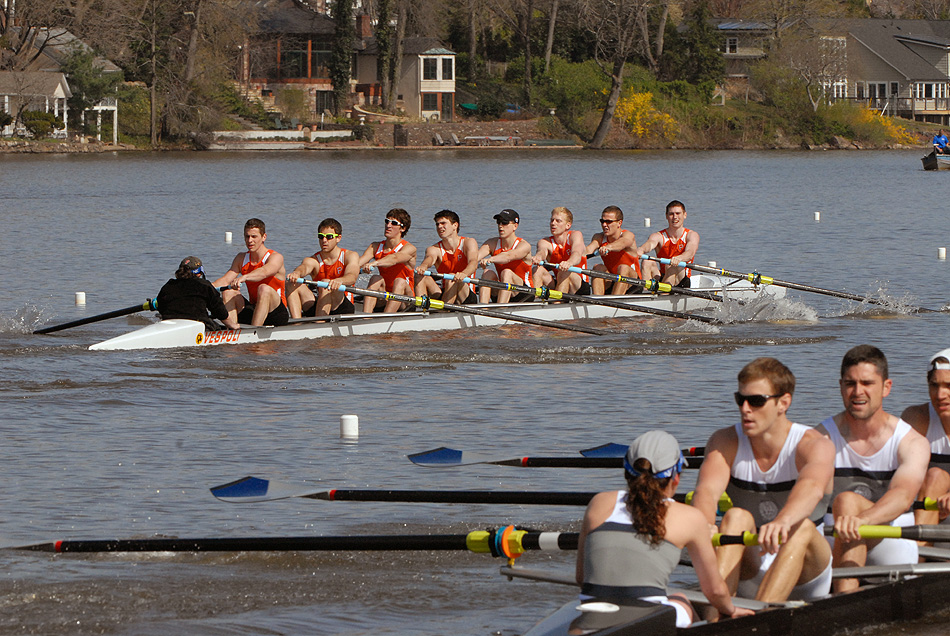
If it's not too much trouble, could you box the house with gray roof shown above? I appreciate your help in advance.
[0,71,71,137]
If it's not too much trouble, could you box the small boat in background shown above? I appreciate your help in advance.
[921,150,950,170]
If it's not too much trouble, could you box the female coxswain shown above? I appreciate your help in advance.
[576,430,755,626]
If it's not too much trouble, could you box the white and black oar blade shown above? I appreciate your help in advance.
[210,476,322,503]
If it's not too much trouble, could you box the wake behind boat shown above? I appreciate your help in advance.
[89,274,783,351]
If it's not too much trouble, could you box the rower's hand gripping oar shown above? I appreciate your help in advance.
[293,278,605,335]
[642,256,939,313]
[423,271,718,324]
[34,299,158,334]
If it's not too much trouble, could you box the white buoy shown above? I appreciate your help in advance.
[225,231,233,244]
[644,218,651,227]
[707,261,717,268]
[940,247,947,260]
[75,292,86,305]
[340,414,359,440]
[814,211,821,222]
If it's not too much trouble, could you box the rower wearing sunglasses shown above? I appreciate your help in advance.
[285,218,360,317]
[476,209,534,304]
[584,205,642,295]
[358,209,417,313]
[692,358,835,617]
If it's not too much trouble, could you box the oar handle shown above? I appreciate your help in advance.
[540,261,673,294]
[712,531,759,547]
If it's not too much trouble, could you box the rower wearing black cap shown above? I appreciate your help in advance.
[476,209,534,304]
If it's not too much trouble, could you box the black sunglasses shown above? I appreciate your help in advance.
[734,392,783,408]
[600,218,619,225]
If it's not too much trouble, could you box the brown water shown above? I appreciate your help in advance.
[1,149,948,634]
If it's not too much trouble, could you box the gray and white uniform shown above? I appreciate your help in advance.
[822,417,919,564]
[581,491,690,627]
[727,423,832,600]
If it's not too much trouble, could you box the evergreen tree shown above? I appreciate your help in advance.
[60,48,124,132]
[681,1,725,85]
[330,0,356,115]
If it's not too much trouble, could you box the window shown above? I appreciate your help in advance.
[442,58,454,81]
[890,82,899,96]
[423,58,438,80]
[725,38,738,54]
[422,93,439,111]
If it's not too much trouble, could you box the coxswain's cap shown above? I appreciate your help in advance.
[493,209,520,224]
[624,430,685,480]
[177,256,205,279]
[930,348,950,372]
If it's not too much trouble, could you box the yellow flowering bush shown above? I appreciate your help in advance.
[614,91,678,142]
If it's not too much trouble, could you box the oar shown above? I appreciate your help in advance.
[578,442,705,459]
[294,278,605,335]
[11,526,578,557]
[540,262,731,305]
[642,256,939,313]
[209,476,730,511]
[424,271,718,324]
[34,299,158,334]
[407,445,704,469]
[713,517,947,547]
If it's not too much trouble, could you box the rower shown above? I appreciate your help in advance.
[577,430,754,626]
[638,200,699,288]
[285,218,360,317]
[531,206,590,295]
[692,358,834,614]
[901,347,950,531]
[414,210,479,304]
[358,209,417,313]
[816,345,930,593]
[157,256,239,330]
[584,205,642,295]
[213,218,289,326]
[476,209,534,304]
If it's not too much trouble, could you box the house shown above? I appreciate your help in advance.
[715,20,770,80]
[0,71,71,137]
[239,0,456,121]
[355,36,456,121]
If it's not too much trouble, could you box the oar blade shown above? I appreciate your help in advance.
[579,443,628,458]
[210,476,328,503]
[406,447,510,467]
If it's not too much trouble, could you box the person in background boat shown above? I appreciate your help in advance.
[157,256,239,331]
[414,210,479,304]
[476,209,534,304]
[213,218,289,327]
[692,358,834,616]
[531,206,591,295]
[585,205,643,295]
[933,130,948,154]
[285,218,360,317]
[577,430,754,626]
[901,348,950,531]
[638,200,699,288]
[817,345,930,593]
[358,208,417,313]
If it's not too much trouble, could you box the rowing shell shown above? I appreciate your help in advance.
[89,275,782,351]
[521,568,950,636]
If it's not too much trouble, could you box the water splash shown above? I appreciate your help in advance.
[0,304,47,334]
[711,293,818,324]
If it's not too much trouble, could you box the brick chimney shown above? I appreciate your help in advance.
[356,14,372,39]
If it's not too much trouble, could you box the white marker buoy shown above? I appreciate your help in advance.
[225,231,233,243]
[707,261,717,268]
[340,414,359,440]
[939,247,947,260]
[814,211,821,222]
[75,292,86,305]
[644,218,651,227]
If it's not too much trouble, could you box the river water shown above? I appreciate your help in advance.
[1,148,948,635]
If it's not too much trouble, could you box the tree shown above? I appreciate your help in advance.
[772,31,846,111]
[576,0,651,147]
[679,0,725,86]
[376,0,395,110]
[60,47,124,131]
[329,0,356,115]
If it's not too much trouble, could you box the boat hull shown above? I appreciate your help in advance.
[89,275,782,351]
[523,572,950,636]
[922,151,950,170]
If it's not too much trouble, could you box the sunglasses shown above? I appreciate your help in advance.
[600,218,619,225]
[734,392,784,408]
[317,233,340,240]
[385,219,404,227]
[496,220,512,226]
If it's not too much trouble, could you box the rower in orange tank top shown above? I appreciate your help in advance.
[359,209,418,313]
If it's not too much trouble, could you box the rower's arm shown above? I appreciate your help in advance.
[488,240,530,266]
[239,251,284,283]
[860,429,930,526]
[636,231,662,255]
[373,242,416,269]
[288,257,319,281]
[531,238,553,265]
[683,506,752,619]
[358,243,379,267]
[460,237,480,278]
[416,245,441,274]
[212,253,243,287]
[679,230,700,263]
[562,231,587,267]
[585,234,604,255]
[338,251,361,286]
[605,230,635,253]
[692,427,736,525]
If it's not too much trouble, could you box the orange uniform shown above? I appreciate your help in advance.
[313,248,354,303]
[374,240,414,292]
[546,235,588,282]
[436,237,470,274]
[656,228,693,278]
[493,237,532,286]
[601,229,642,278]
[241,250,286,306]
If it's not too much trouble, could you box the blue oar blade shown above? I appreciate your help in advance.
[579,443,629,458]
[210,476,324,503]
[407,447,511,467]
